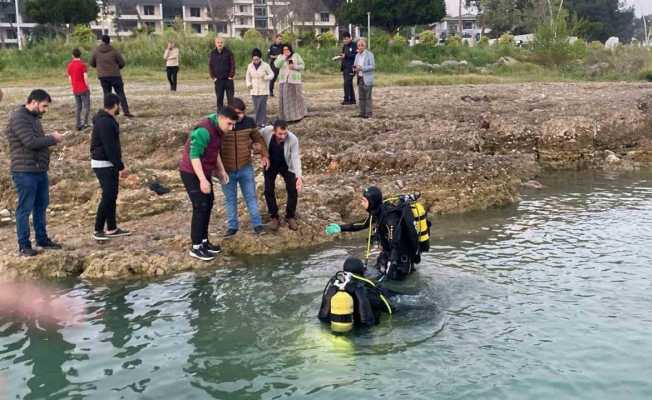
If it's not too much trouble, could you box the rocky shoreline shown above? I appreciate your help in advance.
[1,81,651,280]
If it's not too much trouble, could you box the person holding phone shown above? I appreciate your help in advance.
[274,44,306,122]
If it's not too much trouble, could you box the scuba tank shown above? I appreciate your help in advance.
[387,193,431,253]
[329,272,354,333]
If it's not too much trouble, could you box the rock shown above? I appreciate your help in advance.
[0,209,9,218]
[605,150,621,164]
[441,60,461,69]
[496,56,519,67]
[522,180,544,190]
[407,60,440,71]
[605,37,619,49]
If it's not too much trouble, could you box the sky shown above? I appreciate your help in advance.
[445,0,652,17]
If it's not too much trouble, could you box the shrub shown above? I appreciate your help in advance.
[642,69,652,82]
[390,33,408,46]
[298,30,316,46]
[498,33,514,47]
[589,41,603,50]
[478,36,490,47]
[71,25,95,43]
[446,34,462,48]
[419,30,436,46]
[243,28,263,41]
[317,31,337,48]
[281,31,296,45]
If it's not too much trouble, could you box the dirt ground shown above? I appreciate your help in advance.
[1,79,652,280]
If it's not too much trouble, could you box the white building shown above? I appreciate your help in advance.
[431,14,485,40]
[0,0,36,48]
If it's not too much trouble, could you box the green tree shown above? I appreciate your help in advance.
[565,0,635,42]
[24,0,99,25]
[479,0,545,37]
[336,0,446,33]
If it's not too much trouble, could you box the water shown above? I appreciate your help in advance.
[2,172,652,400]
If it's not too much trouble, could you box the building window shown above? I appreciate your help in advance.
[255,19,268,29]
[463,21,473,30]
[191,23,202,33]
[143,5,155,16]
[254,7,266,17]
[255,0,266,4]
[239,5,248,13]
[320,12,330,23]
[189,7,201,18]
[237,17,246,25]
[6,29,17,39]
[321,28,329,34]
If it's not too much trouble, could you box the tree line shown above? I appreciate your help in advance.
[19,0,640,43]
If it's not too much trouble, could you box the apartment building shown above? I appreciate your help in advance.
[0,0,36,48]
[1,0,338,47]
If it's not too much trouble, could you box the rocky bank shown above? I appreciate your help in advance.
[1,81,651,280]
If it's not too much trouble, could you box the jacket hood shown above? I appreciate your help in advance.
[97,43,114,53]
[364,186,383,215]
[92,109,115,125]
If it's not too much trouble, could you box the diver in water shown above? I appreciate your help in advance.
[318,257,395,332]
[325,186,428,281]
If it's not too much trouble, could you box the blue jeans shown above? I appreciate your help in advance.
[221,163,262,231]
[11,172,49,249]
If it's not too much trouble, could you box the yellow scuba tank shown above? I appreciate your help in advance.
[410,201,430,252]
[330,291,354,333]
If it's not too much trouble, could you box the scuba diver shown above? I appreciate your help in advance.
[325,186,431,281]
[319,257,395,332]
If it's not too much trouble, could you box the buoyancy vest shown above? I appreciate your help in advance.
[384,193,431,253]
[318,272,392,332]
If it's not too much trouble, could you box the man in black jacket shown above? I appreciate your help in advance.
[5,89,64,256]
[268,34,283,97]
[90,94,131,241]
[340,32,357,105]
[209,36,236,112]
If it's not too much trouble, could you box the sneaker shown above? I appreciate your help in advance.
[93,231,110,241]
[18,247,38,257]
[268,218,280,232]
[287,218,298,231]
[254,225,265,235]
[105,228,131,238]
[223,229,238,238]
[203,241,222,255]
[37,238,62,249]
[189,246,215,261]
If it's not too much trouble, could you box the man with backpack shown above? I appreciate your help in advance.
[325,186,429,280]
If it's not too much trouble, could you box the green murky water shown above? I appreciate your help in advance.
[2,172,652,399]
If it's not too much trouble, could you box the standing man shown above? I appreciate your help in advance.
[267,34,283,98]
[209,36,235,113]
[90,94,131,241]
[353,38,375,119]
[340,32,357,105]
[5,89,64,256]
[220,98,269,237]
[91,35,133,118]
[179,108,234,261]
[67,48,91,130]
[260,119,303,231]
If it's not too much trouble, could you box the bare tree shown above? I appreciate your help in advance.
[206,0,233,35]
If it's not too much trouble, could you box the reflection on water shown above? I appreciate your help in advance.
[1,172,652,399]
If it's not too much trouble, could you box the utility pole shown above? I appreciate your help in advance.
[367,11,370,49]
[14,0,22,50]
[458,0,462,35]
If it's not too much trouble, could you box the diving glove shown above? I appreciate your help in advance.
[325,224,341,236]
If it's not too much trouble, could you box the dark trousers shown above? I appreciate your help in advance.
[11,172,49,249]
[358,80,373,118]
[264,165,297,219]
[270,65,279,96]
[343,68,355,103]
[74,90,91,128]
[94,167,119,232]
[214,79,235,112]
[166,66,179,91]
[99,76,130,114]
[181,171,214,245]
